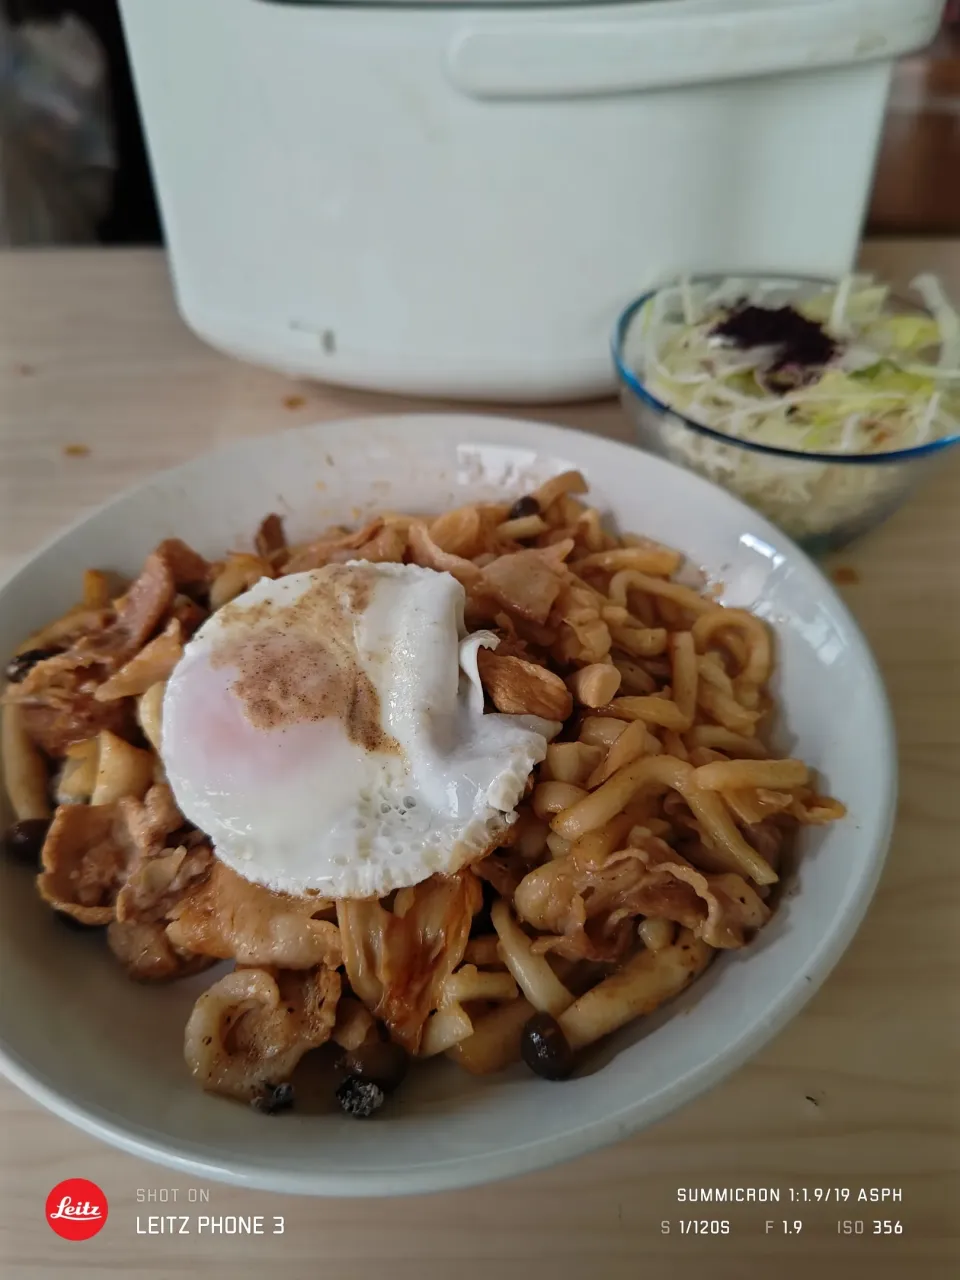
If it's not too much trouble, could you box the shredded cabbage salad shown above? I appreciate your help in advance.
[627,274,960,543]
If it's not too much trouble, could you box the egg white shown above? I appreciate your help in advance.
[161,563,558,898]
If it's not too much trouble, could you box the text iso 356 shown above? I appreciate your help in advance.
[838,1220,904,1235]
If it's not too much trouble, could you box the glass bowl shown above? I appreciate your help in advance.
[612,274,960,555]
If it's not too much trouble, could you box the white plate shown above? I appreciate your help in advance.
[0,414,895,1196]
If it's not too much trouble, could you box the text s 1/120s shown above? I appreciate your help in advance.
[661,1222,731,1235]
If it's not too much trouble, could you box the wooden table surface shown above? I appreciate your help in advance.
[0,242,957,1280]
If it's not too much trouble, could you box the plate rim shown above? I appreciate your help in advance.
[0,414,898,1195]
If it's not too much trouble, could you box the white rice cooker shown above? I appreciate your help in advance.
[118,0,944,402]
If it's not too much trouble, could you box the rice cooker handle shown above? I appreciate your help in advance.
[445,0,941,100]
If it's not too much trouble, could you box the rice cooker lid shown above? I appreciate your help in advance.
[262,0,673,7]
[261,0,940,14]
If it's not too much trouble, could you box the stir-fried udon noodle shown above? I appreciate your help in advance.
[1,473,845,1112]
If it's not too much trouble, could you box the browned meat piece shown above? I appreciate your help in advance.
[9,648,133,757]
[107,919,216,983]
[405,521,483,590]
[183,965,341,1101]
[34,782,190,926]
[37,803,127,925]
[96,784,215,979]
[94,620,183,701]
[282,519,385,574]
[112,552,173,652]
[427,505,484,559]
[515,830,770,961]
[116,840,214,925]
[7,539,209,757]
[119,782,186,854]
[481,547,568,625]
[112,538,209,654]
[476,649,572,720]
[14,605,113,656]
[350,524,407,564]
[155,539,210,589]
[167,861,340,970]
[254,513,287,560]
[170,594,207,638]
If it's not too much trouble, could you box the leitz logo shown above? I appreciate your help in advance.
[45,1179,108,1241]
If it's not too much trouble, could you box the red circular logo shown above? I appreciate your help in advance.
[45,1179,108,1241]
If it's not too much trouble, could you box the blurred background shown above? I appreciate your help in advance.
[2,0,958,246]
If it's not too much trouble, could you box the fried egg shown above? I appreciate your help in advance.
[161,562,558,898]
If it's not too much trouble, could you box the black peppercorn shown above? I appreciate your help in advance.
[336,1075,385,1118]
[2,817,51,867]
[520,1012,575,1081]
[340,1039,408,1094]
[470,877,497,938]
[507,495,540,521]
[4,648,58,684]
[251,1082,295,1115]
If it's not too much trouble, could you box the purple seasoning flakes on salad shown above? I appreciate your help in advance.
[711,303,838,377]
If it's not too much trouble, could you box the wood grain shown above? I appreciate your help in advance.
[0,244,958,1279]
[868,30,960,235]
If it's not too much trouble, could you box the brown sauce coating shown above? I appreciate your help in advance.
[211,566,398,753]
